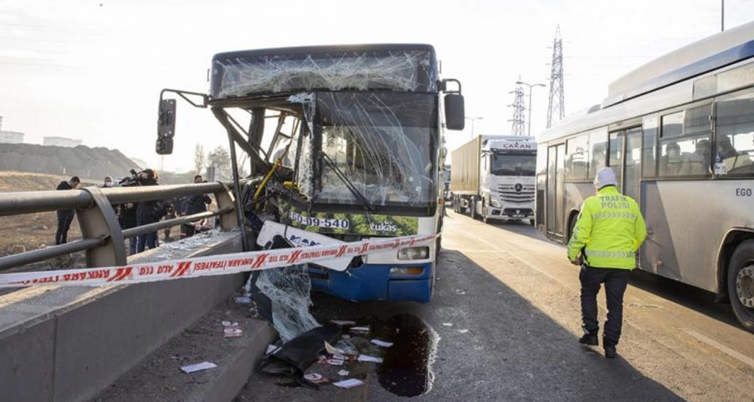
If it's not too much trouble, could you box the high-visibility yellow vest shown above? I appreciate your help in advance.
[567,186,647,269]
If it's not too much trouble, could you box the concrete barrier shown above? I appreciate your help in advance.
[0,230,246,402]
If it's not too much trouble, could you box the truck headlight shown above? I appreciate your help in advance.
[397,246,430,260]
[490,198,501,208]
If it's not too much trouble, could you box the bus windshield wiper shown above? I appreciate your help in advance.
[320,152,376,213]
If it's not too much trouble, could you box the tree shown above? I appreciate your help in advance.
[194,144,206,175]
[207,146,231,180]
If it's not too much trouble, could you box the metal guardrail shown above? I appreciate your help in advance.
[0,182,241,271]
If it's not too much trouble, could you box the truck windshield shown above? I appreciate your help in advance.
[312,92,438,208]
[491,153,536,176]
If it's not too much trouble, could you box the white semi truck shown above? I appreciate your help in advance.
[451,136,537,224]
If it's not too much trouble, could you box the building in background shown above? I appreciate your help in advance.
[0,131,24,144]
[0,115,25,144]
[43,136,83,147]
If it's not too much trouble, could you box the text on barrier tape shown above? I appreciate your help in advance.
[0,234,437,288]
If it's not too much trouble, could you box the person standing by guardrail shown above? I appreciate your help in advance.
[55,176,80,245]
[180,175,212,239]
[136,169,161,252]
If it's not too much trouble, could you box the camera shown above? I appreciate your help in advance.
[119,169,156,187]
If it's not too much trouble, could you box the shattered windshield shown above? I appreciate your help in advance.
[491,154,536,176]
[312,92,438,208]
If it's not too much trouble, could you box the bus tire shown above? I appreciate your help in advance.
[728,240,754,333]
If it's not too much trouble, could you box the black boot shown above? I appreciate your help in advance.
[579,333,598,346]
[604,345,617,359]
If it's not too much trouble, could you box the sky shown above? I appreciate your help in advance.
[0,0,753,173]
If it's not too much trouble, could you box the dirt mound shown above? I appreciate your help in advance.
[0,143,141,181]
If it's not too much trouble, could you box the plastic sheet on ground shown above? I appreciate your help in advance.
[259,324,341,376]
[255,263,320,343]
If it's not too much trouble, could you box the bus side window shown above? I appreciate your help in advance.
[716,89,754,176]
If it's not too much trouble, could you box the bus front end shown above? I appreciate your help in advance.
[203,45,465,302]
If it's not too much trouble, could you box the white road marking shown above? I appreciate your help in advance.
[683,328,754,371]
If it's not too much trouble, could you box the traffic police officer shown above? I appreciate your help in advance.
[568,167,647,358]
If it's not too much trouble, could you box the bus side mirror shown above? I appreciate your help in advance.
[157,99,176,155]
[444,94,465,131]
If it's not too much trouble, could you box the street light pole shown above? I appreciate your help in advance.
[465,116,483,140]
[516,80,546,137]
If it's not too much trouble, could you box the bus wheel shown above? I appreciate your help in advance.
[481,200,489,223]
[469,198,477,219]
[728,240,754,333]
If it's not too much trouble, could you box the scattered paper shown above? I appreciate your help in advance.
[221,321,239,327]
[458,329,469,334]
[180,361,217,373]
[333,379,364,389]
[370,339,394,348]
[327,358,345,366]
[331,320,357,326]
[234,296,252,304]
[358,355,384,363]
[442,323,453,327]
[332,354,349,361]
[350,326,370,333]
[224,328,243,337]
[338,370,350,376]
[304,373,329,384]
[325,341,346,355]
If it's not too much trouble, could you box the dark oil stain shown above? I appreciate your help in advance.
[374,314,438,397]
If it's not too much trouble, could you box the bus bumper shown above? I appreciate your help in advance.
[308,262,434,303]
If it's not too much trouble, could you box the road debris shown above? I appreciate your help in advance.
[358,355,384,363]
[371,339,394,348]
[325,341,346,355]
[331,320,357,326]
[222,321,243,337]
[338,370,350,376]
[333,379,365,389]
[303,373,329,384]
[180,361,217,373]
[350,326,370,333]
[234,295,252,304]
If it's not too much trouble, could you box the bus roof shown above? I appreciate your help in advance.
[210,44,439,100]
[605,21,754,108]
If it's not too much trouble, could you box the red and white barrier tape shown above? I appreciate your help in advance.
[0,234,437,288]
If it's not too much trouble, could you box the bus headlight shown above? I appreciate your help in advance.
[490,198,501,208]
[397,246,429,260]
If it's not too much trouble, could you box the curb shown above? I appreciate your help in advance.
[92,299,278,402]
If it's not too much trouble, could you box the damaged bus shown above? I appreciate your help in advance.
[156,44,465,302]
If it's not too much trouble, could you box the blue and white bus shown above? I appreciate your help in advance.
[536,22,754,332]
[159,44,465,302]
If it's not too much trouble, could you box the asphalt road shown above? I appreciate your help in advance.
[236,209,754,402]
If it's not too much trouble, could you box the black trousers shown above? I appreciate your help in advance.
[579,265,630,346]
[56,210,75,245]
